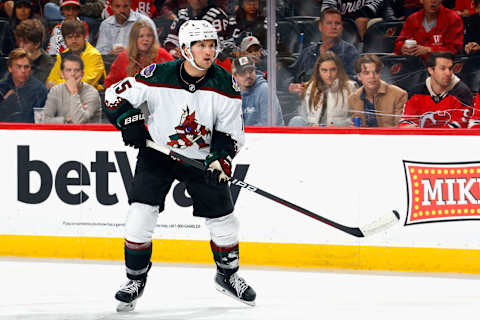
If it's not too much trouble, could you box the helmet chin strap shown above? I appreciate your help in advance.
[183,47,208,72]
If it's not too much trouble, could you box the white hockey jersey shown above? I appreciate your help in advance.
[104,60,244,160]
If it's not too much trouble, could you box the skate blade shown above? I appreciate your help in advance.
[215,284,256,307]
[116,300,137,312]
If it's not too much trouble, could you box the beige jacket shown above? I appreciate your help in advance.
[348,80,408,127]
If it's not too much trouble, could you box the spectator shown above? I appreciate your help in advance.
[47,0,89,55]
[47,19,105,90]
[14,19,54,83]
[288,51,356,127]
[105,20,173,88]
[0,48,48,122]
[96,0,158,55]
[239,35,266,74]
[287,8,360,95]
[230,0,266,47]
[9,0,34,30]
[43,54,101,123]
[399,51,473,128]
[464,0,480,55]
[321,0,386,38]
[232,56,284,126]
[103,0,157,18]
[394,0,464,58]
[163,0,231,59]
[349,54,408,127]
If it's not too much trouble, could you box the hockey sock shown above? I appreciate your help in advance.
[124,240,152,280]
[210,241,239,277]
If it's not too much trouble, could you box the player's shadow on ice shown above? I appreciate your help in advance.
[103,305,250,319]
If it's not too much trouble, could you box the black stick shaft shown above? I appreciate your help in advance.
[168,149,364,237]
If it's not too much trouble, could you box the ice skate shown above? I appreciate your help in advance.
[115,278,146,312]
[215,272,256,306]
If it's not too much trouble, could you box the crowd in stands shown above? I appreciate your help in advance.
[0,0,479,128]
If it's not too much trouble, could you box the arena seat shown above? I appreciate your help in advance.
[0,19,15,56]
[454,54,480,94]
[153,17,173,46]
[363,20,404,53]
[276,20,301,57]
[379,55,427,95]
[102,54,117,75]
[341,18,361,48]
[0,56,8,81]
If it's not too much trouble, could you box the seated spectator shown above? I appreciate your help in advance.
[455,0,476,17]
[14,18,54,83]
[464,0,480,55]
[43,54,101,123]
[399,51,473,128]
[287,8,360,95]
[394,0,464,58]
[103,0,157,19]
[47,19,105,90]
[321,0,386,38]
[9,0,34,31]
[47,0,89,55]
[230,0,266,47]
[232,56,284,126]
[239,35,266,74]
[96,0,159,55]
[0,48,48,122]
[289,51,356,127]
[349,54,407,127]
[105,20,173,88]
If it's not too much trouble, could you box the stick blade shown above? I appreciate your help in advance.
[359,210,400,237]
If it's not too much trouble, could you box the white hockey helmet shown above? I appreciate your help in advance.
[179,19,220,71]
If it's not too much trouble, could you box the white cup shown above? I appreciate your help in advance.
[33,108,45,124]
[404,39,417,48]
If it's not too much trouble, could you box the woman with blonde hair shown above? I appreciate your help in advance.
[105,20,174,88]
[289,51,357,127]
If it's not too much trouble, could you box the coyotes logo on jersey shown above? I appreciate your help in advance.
[167,107,211,149]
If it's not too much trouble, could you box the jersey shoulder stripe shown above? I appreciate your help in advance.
[203,64,241,99]
[135,60,180,86]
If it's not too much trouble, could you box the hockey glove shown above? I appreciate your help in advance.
[120,112,148,149]
[205,151,232,185]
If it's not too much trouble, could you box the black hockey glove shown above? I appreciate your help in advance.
[120,112,148,149]
[204,151,232,185]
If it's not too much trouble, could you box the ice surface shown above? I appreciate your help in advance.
[1,258,479,320]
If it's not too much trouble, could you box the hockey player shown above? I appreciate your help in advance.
[103,19,256,312]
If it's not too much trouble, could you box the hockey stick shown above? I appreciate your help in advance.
[146,139,400,237]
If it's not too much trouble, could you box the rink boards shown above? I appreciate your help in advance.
[2,124,480,273]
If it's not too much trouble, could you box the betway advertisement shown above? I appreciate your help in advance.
[3,127,480,250]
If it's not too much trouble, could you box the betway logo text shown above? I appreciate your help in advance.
[403,160,480,225]
[17,145,248,206]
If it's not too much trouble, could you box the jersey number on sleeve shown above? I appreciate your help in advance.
[115,80,132,94]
